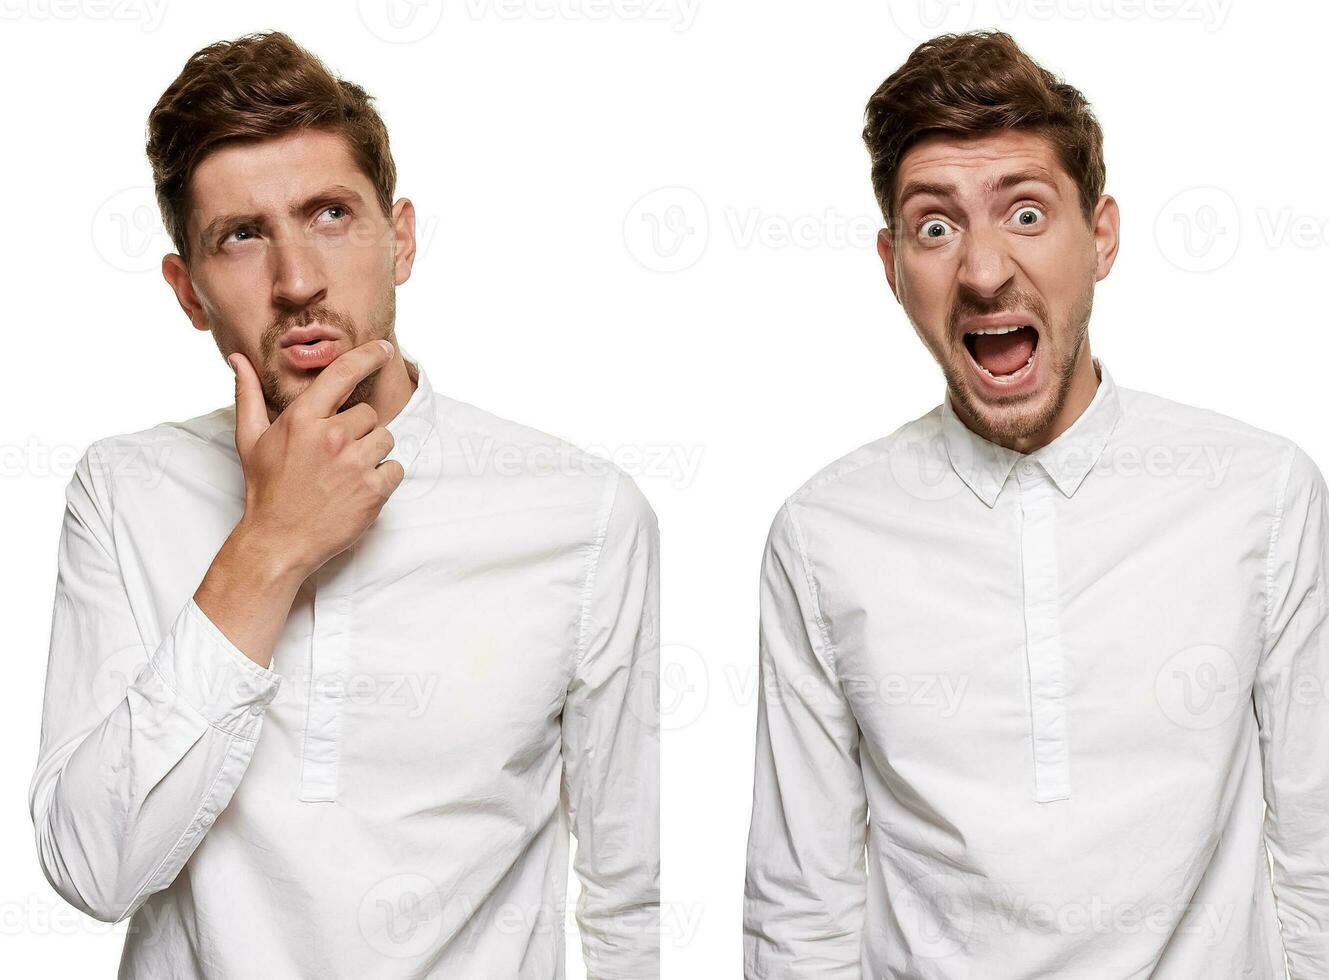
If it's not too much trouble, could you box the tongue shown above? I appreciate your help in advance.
[972,328,1035,376]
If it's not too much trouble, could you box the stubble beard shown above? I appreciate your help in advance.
[256,289,396,417]
[938,278,1093,448]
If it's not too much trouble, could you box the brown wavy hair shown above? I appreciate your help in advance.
[146,31,397,265]
[863,31,1105,236]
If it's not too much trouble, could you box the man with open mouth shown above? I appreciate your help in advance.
[28,31,658,979]
[743,30,1328,980]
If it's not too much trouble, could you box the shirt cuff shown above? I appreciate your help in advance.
[147,597,283,739]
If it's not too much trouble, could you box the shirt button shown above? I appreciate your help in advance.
[249,703,265,716]
[200,813,214,827]
[1019,461,1035,475]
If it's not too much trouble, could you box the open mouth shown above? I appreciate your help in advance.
[962,323,1039,384]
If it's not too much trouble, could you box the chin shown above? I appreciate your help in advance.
[259,358,380,417]
[946,353,1062,447]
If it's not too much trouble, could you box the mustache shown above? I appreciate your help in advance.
[948,291,1049,335]
[260,306,358,357]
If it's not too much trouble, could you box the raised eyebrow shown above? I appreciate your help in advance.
[198,185,367,249]
[896,168,1060,216]
[897,179,956,212]
[984,168,1059,197]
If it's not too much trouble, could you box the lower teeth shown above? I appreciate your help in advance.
[978,353,1035,379]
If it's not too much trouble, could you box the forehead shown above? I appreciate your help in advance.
[895,129,1069,200]
[187,129,370,223]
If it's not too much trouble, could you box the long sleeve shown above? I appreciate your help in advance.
[28,440,282,924]
[1256,442,1329,977]
[743,500,868,979]
[561,468,661,979]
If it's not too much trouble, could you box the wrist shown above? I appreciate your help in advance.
[226,517,312,591]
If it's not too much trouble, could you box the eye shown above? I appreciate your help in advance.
[917,217,956,243]
[222,225,257,245]
[1010,205,1045,229]
[317,205,349,223]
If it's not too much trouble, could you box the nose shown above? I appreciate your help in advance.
[270,230,328,310]
[955,223,1015,300]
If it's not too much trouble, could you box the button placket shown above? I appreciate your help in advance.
[1016,463,1071,803]
[299,549,355,803]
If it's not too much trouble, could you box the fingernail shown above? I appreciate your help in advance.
[378,339,395,356]
[227,354,237,373]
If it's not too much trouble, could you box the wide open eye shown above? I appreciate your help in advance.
[1011,205,1045,229]
[918,217,956,243]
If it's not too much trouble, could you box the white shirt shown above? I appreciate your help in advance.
[29,349,660,979]
[743,358,1329,979]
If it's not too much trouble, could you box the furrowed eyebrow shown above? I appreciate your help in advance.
[198,184,367,250]
[896,168,1059,212]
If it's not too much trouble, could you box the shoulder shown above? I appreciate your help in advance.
[773,404,944,527]
[1115,383,1289,451]
[434,394,657,530]
[1112,383,1309,491]
[74,405,236,507]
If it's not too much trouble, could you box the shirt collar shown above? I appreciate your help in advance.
[939,356,1122,507]
[381,344,438,477]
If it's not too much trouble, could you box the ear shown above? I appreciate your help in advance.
[1090,194,1120,282]
[876,227,901,302]
[161,253,210,331]
[390,197,418,286]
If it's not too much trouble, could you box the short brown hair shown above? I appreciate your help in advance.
[862,31,1105,235]
[146,31,397,265]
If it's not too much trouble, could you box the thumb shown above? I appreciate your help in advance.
[229,352,270,459]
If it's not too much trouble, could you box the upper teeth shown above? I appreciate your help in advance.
[969,325,1029,335]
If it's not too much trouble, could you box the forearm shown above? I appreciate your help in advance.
[32,595,281,922]
[1257,443,1329,978]
[565,471,661,977]
[744,502,868,978]
[193,517,310,670]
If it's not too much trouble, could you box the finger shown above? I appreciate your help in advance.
[230,352,270,459]
[330,401,379,440]
[297,339,395,419]
[374,458,406,496]
[356,426,395,466]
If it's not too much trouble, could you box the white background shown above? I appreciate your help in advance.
[3,0,1327,976]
